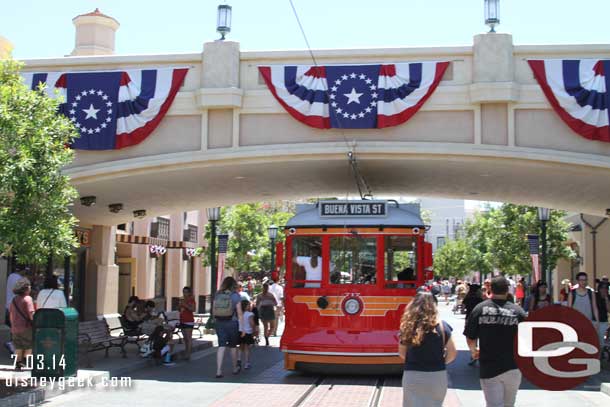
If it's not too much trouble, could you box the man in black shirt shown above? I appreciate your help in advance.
[464,276,526,407]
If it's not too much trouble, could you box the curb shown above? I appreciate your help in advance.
[1,340,213,407]
[602,382,610,397]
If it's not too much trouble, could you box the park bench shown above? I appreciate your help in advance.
[164,310,206,340]
[78,319,127,367]
[98,313,149,351]
[164,311,183,343]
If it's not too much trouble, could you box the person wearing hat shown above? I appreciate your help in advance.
[9,278,35,370]
[559,278,572,306]
[268,275,284,336]
[596,281,609,354]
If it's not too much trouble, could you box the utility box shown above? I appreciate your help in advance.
[32,308,78,378]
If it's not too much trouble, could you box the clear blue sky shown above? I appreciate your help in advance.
[3,0,610,59]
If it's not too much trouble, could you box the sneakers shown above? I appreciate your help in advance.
[163,362,177,367]
[4,341,15,355]
[244,362,252,369]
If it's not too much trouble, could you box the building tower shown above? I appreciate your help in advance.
[71,8,119,56]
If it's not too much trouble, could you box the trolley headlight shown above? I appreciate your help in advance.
[342,296,363,315]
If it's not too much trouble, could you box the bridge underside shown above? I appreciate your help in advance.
[69,152,610,226]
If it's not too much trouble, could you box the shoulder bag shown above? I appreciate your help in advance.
[11,297,32,326]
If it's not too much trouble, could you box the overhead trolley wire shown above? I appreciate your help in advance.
[288,0,318,66]
[288,0,373,200]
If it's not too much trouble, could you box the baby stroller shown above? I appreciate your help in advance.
[452,301,465,315]
[140,325,174,365]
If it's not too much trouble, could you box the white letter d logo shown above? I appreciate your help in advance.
[518,322,578,357]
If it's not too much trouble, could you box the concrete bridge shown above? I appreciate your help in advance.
[20,34,610,226]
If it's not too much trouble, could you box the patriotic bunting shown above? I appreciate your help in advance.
[528,59,610,142]
[21,67,188,150]
[259,62,449,129]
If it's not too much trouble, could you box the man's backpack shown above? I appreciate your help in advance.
[570,288,596,321]
[213,290,234,318]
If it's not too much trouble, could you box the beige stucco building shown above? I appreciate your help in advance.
[0,35,12,59]
[1,7,610,325]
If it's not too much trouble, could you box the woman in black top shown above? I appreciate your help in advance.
[529,281,552,312]
[398,292,457,407]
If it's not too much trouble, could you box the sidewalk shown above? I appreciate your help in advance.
[0,332,215,407]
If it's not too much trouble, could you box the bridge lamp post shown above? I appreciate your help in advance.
[207,207,221,298]
[268,224,278,274]
[217,4,232,40]
[484,0,500,33]
[537,207,551,298]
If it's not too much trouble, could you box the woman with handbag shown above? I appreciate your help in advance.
[9,278,35,371]
[255,282,277,347]
[36,275,67,309]
[398,292,457,407]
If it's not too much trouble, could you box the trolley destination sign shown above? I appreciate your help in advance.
[319,201,387,217]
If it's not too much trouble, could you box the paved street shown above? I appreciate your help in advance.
[41,302,610,407]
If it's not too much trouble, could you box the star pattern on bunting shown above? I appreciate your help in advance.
[329,72,377,120]
[68,89,113,135]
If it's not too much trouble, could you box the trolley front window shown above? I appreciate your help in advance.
[384,236,418,288]
[291,236,322,288]
[329,236,377,285]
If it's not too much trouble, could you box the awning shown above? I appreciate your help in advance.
[116,234,198,249]
[116,234,167,246]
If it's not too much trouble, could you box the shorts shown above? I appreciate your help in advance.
[240,333,255,345]
[259,306,275,321]
[215,319,239,348]
[12,328,32,350]
[178,322,194,330]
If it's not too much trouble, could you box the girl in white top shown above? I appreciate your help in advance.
[36,276,67,309]
[238,300,256,369]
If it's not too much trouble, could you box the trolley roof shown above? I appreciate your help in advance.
[285,200,425,228]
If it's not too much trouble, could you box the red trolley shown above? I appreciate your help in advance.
[277,200,433,371]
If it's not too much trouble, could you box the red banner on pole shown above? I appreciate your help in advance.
[217,253,226,289]
[531,254,540,282]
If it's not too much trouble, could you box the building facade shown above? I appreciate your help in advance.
[420,198,467,252]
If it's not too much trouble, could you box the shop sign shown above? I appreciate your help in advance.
[74,228,91,247]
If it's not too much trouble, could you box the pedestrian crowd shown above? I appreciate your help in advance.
[399,273,610,407]
[213,274,284,378]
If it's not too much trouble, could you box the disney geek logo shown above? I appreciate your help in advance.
[514,305,600,391]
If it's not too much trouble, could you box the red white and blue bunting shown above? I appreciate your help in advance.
[528,59,610,142]
[21,67,188,150]
[259,62,449,129]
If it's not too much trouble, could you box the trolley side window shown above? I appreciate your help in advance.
[291,236,322,288]
[329,236,377,285]
[384,236,418,288]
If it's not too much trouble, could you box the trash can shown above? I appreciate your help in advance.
[32,308,79,378]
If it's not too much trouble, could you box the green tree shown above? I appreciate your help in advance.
[434,238,482,278]
[203,201,296,275]
[0,59,79,264]
[465,204,572,276]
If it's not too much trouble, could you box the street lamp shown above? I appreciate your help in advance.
[216,4,232,40]
[207,207,221,298]
[537,207,551,297]
[484,0,500,33]
[268,224,278,274]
